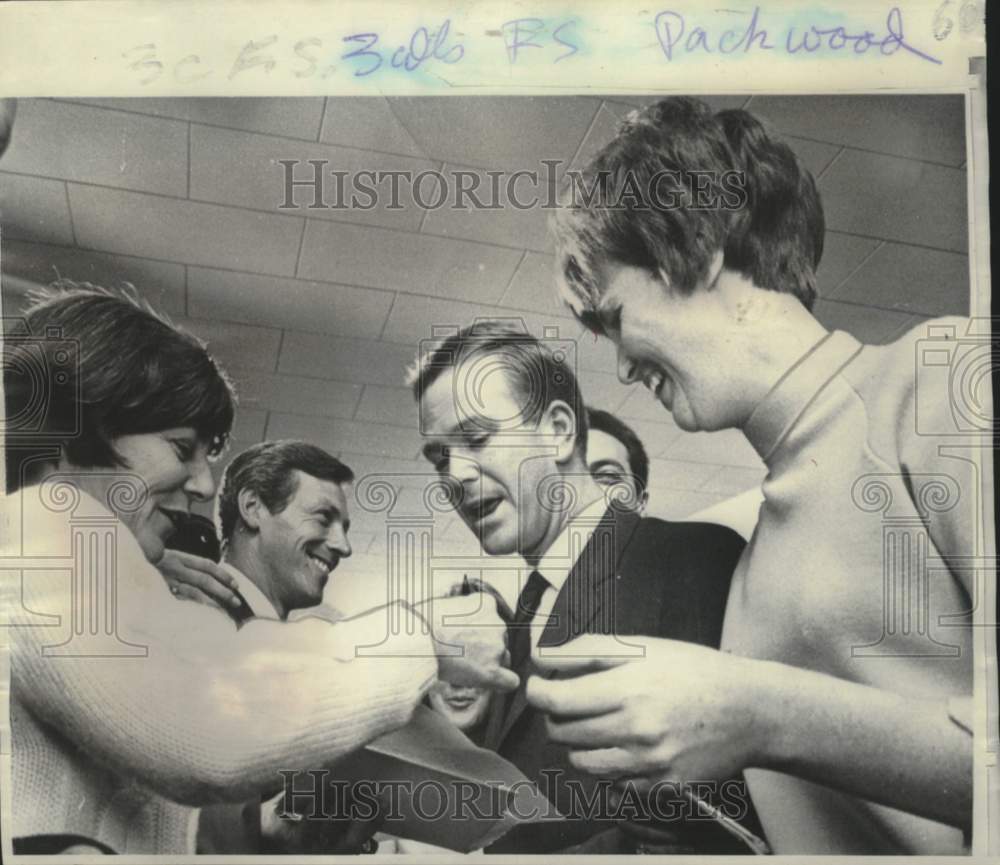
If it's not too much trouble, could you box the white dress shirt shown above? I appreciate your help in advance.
[527,497,609,650]
[220,560,281,620]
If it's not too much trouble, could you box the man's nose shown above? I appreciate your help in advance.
[325,522,352,558]
[449,454,480,486]
[183,453,216,503]
[617,347,639,385]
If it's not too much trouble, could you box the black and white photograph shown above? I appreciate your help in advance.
[0,3,993,858]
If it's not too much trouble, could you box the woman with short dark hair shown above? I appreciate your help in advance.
[2,284,503,854]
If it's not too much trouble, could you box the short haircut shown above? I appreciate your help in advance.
[216,440,355,546]
[587,407,649,494]
[4,282,235,492]
[552,96,824,328]
[715,108,824,309]
[407,319,588,455]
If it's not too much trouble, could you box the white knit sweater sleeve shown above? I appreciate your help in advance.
[5,490,439,807]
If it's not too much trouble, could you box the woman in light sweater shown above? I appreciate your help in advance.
[1,283,515,854]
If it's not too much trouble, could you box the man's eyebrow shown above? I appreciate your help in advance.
[420,421,479,459]
[590,459,629,474]
[312,501,351,529]
[312,501,342,517]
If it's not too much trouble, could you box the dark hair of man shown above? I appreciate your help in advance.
[586,407,650,495]
[216,440,355,546]
[3,282,236,493]
[552,96,824,331]
[406,318,588,455]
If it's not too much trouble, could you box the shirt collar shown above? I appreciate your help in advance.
[533,497,610,592]
[220,560,281,620]
[743,329,863,464]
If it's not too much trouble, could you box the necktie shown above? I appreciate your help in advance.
[507,570,549,672]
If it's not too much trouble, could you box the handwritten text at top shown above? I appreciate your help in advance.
[121,6,944,86]
[654,6,942,65]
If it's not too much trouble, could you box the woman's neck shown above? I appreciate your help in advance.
[715,276,830,418]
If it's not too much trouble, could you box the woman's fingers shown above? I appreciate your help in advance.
[567,746,650,776]
[526,665,625,716]
[545,707,626,747]
[533,633,643,675]
[170,581,218,607]
[159,550,241,609]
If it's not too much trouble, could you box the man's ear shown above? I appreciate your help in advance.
[237,487,265,533]
[545,400,578,465]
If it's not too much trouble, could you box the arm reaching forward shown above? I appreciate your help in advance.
[527,634,972,830]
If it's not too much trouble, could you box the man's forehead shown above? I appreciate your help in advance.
[587,429,630,469]
[420,363,523,434]
[291,470,350,508]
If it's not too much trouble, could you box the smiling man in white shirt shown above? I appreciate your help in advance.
[194,440,370,853]
[194,439,514,854]
[214,440,354,624]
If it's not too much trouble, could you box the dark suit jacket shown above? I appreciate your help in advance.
[484,505,752,854]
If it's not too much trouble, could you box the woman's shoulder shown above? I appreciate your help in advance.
[3,481,165,603]
[4,482,126,552]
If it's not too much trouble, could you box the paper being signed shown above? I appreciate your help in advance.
[324,705,564,852]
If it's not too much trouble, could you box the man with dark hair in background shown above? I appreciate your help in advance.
[410,319,756,854]
[586,407,650,513]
